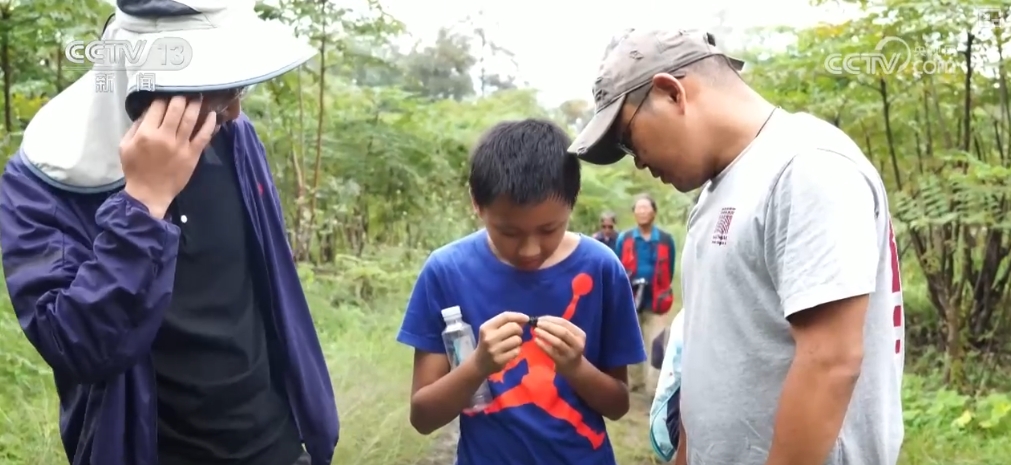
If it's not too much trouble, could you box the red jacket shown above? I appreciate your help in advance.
[619,230,675,314]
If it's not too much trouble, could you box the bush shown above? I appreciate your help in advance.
[903,374,1011,439]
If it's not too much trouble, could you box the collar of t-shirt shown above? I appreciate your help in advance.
[632,226,658,242]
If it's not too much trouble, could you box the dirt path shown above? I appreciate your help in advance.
[414,419,459,465]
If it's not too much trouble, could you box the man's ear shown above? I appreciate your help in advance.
[652,73,685,104]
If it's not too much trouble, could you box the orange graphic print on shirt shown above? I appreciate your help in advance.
[468,272,606,449]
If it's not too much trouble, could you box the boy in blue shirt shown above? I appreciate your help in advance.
[396,119,647,465]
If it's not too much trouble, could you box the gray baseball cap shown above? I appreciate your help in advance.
[568,29,745,165]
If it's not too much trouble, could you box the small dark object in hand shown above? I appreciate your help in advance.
[528,316,539,328]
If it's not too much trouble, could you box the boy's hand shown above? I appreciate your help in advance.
[533,316,586,375]
[475,311,528,377]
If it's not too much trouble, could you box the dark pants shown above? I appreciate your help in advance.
[650,328,668,370]
[666,389,682,447]
[292,452,311,465]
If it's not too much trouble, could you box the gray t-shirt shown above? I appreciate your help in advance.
[679,111,905,465]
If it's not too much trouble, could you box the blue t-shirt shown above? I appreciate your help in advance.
[397,230,646,465]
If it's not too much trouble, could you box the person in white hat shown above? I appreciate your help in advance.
[0,2,338,464]
[569,29,905,465]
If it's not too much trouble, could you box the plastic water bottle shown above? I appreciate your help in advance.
[441,306,492,410]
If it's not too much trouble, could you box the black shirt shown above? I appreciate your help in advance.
[151,132,302,465]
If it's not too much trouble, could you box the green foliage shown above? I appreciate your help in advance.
[746,0,1011,388]
[0,275,60,463]
[0,0,1009,462]
[903,374,1011,439]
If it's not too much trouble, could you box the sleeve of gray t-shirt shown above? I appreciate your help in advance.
[763,151,880,317]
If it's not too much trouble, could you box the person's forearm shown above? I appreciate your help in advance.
[764,354,861,465]
[674,419,687,465]
[3,192,180,385]
[124,183,172,219]
[409,356,488,435]
[561,357,630,420]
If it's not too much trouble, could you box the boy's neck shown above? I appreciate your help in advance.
[638,225,653,238]
[540,231,580,269]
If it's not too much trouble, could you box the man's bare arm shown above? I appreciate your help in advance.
[764,295,868,465]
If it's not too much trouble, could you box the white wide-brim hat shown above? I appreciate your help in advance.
[18,0,317,192]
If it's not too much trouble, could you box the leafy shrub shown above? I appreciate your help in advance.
[903,374,1011,439]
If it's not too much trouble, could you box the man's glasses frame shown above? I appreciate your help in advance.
[205,86,251,120]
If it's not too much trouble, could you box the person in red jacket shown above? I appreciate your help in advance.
[614,194,676,393]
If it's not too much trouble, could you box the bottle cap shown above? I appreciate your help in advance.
[440,306,462,320]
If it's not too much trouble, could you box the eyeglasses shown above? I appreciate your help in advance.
[203,86,252,122]
[616,70,687,157]
[617,84,651,157]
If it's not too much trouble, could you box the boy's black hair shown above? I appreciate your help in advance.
[469,119,581,208]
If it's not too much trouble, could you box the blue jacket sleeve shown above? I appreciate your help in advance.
[0,160,180,384]
[598,252,647,369]
[235,115,339,464]
[649,310,685,461]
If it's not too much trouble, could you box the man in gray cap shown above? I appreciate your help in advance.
[569,29,904,465]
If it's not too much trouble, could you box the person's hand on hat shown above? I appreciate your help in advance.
[120,95,217,219]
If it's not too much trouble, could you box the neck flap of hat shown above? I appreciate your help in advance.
[117,0,220,18]
[17,0,254,193]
